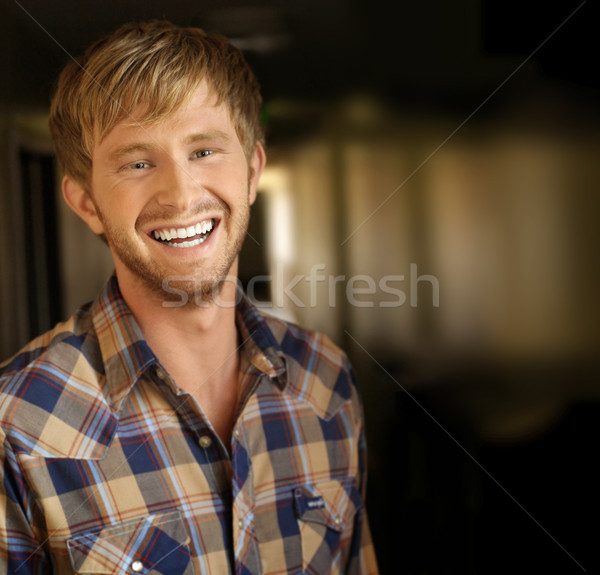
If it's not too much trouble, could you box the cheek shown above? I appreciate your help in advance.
[95,197,142,238]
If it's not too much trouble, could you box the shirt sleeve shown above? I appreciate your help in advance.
[346,364,379,575]
[0,430,50,574]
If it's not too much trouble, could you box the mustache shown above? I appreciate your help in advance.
[136,197,229,227]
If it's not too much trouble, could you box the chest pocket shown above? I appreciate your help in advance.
[67,510,194,575]
[294,479,362,575]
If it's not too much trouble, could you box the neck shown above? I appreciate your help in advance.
[117,269,240,396]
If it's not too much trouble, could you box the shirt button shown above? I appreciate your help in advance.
[198,435,213,448]
[233,428,240,439]
[131,560,144,572]
[334,516,343,527]
[155,367,167,380]
[238,519,244,529]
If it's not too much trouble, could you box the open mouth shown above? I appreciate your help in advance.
[152,218,216,248]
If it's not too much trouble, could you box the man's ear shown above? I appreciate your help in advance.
[248,142,266,206]
[62,175,105,236]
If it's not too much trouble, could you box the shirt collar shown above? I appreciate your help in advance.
[235,289,288,388]
[92,275,288,412]
[91,275,157,412]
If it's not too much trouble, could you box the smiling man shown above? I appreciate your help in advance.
[0,21,378,574]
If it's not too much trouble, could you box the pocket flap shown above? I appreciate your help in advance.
[294,479,362,532]
[67,510,191,574]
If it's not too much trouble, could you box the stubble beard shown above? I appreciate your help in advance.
[95,197,251,308]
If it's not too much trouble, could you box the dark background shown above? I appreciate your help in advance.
[2,1,600,109]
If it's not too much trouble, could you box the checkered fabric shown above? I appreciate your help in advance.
[0,275,378,574]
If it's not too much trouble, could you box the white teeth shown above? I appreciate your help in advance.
[153,219,214,246]
[172,237,204,248]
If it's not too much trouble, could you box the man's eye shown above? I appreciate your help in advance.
[130,162,150,170]
[194,150,213,158]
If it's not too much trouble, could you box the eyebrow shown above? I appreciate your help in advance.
[109,142,156,161]
[183,130,232,145]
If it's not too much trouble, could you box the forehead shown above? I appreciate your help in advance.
[98,81,235,147]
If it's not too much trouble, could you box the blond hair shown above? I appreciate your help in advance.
[49,20,264,187]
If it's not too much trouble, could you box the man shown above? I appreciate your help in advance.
[0,21,378,574]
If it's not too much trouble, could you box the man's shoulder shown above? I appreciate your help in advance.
[0,303,115,458]
[0,302,96,379]
[263,312,350,368]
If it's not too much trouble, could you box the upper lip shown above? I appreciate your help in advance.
[151,217,216,241]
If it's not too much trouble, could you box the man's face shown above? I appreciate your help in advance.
[70,82,264,304]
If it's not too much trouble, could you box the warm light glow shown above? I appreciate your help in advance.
[258,165,295,265]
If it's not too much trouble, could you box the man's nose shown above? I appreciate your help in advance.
[155,160,204,211]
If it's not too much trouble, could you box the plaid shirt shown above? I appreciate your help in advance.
[0,275,377,574]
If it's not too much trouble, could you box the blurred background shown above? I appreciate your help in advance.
[1,0,599,572]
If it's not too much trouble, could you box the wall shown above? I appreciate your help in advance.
[0,110,114,359]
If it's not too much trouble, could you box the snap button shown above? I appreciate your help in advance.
[131,560,144,572]
[198,435,212,448]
